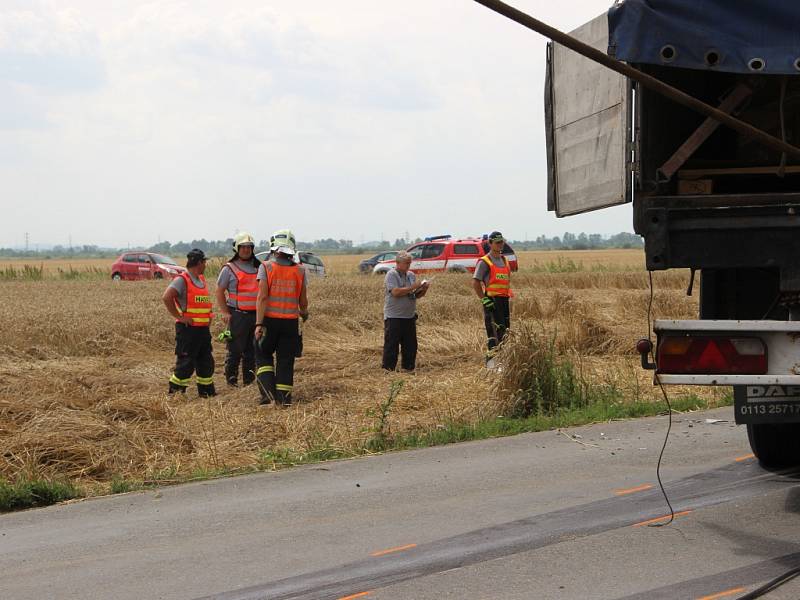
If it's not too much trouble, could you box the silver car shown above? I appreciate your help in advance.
[255,251,326,277]
[298,252,325,277]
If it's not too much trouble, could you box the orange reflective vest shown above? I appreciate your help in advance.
[228,262,258,311]
[177,272,213,326]
[265,263,304,319]
[481,254,512,298]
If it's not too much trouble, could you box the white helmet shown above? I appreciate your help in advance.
[233,231,255,252]
[269,229,296,256]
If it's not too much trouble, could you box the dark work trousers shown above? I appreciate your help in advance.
[484,296,511,351]
[224,309,256,386]
[168,323,216,397]
[255,317,300,405]
[382,317,418,371]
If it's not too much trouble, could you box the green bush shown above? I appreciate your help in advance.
[0,264,45,281]
[490,322,620,418]
[0,477,80,512]
[110,476,135,494]
[529,257,583,273]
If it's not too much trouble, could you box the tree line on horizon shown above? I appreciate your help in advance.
[0,232,642,259]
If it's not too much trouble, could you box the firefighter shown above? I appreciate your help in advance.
[215,232,261,387]
[254,229,309,406]
[162,248,216,397]
[472,231,512,362]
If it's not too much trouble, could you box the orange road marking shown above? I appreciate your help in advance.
[632,510,693,527]
[696,586,747,600]
[734,453,755,462]
[337,592,372,600]
[370,543,417,557]
[615,484,653,496]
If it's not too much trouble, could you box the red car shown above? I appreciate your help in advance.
[373,235,519,274]
[111,252,186,281]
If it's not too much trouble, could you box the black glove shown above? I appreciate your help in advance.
[481,296,495,311]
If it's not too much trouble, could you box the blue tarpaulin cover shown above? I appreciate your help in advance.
[608,0,800,74]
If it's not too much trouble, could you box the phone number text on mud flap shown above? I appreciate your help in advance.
[740,403,800,416]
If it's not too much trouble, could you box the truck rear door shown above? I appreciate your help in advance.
[545,12,632,216]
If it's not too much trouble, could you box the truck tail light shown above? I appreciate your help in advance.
[657,335,767,375]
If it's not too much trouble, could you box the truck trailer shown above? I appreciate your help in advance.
[511,0,800,465]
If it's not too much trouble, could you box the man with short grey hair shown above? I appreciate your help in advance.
[382,252,429,371]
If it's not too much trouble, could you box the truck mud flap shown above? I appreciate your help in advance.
[734,384,800,424]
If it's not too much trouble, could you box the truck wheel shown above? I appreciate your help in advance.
[112,272,122,281]
[747,423,800,467]
[153,272,163,279]
[699,268,800,466]
[448,265,467,273]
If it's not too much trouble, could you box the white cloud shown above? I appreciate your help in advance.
[0,4,105,92]
[0,0,631,248]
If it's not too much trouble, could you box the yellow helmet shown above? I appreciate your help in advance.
[233,231,255,252]
[269,229,296,255]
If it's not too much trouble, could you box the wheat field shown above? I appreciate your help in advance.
[0,249,722,492]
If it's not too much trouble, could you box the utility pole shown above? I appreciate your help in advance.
[24,232,29,252]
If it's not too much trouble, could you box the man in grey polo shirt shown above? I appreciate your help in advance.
[383,251,429,371]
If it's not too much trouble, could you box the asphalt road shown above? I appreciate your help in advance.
[4,406,800,600]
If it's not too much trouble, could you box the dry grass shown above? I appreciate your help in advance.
[0,258,116,271]
[0,249,720,492]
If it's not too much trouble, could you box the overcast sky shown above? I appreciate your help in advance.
[1,0,631,248]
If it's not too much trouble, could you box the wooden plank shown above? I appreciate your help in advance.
[657,83,753,181]
[679,166,800,180]
[678,179,713,195]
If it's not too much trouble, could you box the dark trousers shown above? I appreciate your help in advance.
[382,317,418,371]
[224,309,256,386]
[484,296,511,351]
[169,324,216,397]
[255,317,300,405]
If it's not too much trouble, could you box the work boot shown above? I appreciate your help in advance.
[168,382,187,395]
[224,361,239,387]
[198,383,217,398]
[276,389,292,407]
[257,372,276,405]
[242,365,255,386]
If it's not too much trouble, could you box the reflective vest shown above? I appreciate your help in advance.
[265,263,304,319]
[228,262,258,311]
[481,254,512,298]
[177,272,213,326]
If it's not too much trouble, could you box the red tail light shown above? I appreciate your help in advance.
[656,336,767,375]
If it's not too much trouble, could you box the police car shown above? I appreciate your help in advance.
[373,235,519,274]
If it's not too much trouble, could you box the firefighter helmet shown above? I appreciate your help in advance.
[233,231,255,252]
[269,229,296,255]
